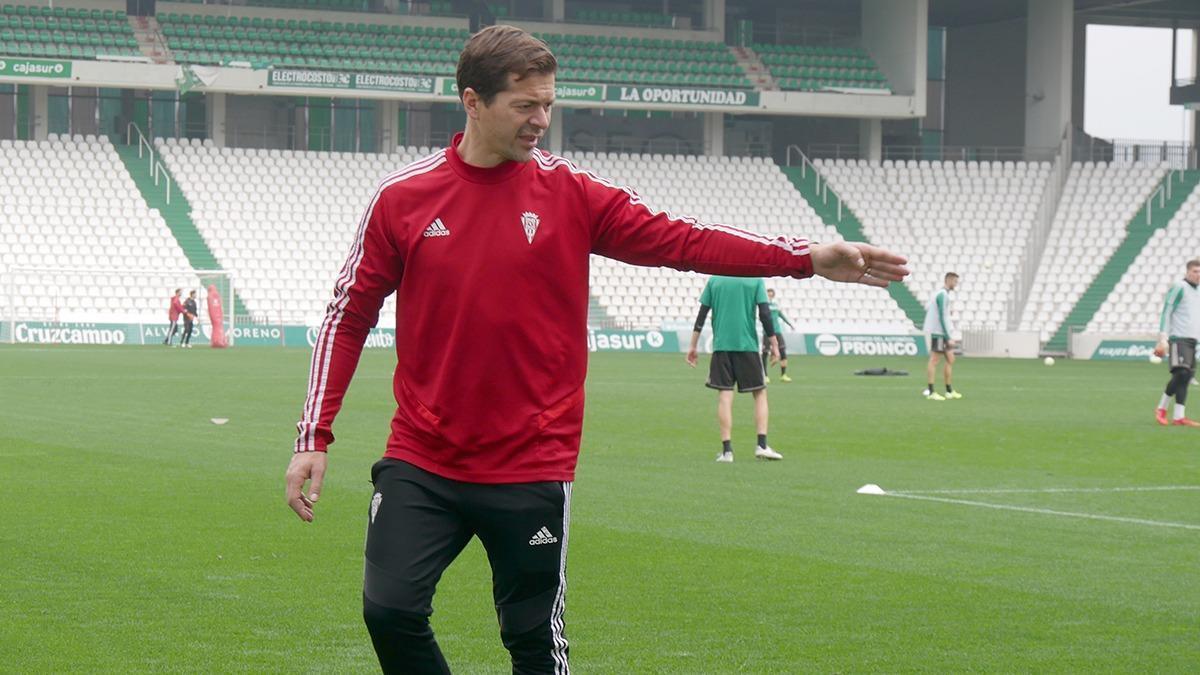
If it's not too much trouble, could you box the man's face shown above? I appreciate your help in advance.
[468,71,555,163]
[767,290,775,301]
[1187,265,1200,285]
[946,276,959,290]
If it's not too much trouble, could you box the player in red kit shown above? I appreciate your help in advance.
[284,25,908,675]
[164,288,184,346]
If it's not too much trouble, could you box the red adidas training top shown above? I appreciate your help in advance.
[294,133,813,483]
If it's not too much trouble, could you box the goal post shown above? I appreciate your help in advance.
[1,266,237,346]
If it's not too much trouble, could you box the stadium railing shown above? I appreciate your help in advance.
[1008,127,1071,330]
[1076,137,1198,170]
[807,143,1059,164]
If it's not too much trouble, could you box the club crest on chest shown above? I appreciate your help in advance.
[521,211,540,244]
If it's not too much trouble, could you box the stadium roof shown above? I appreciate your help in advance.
[754,1,1200,30]
[929,0,1200,29]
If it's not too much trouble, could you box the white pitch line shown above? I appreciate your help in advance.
[884,492,1200,531]
[895,485,1200,495]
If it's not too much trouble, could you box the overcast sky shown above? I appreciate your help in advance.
[1085,25,1195,143]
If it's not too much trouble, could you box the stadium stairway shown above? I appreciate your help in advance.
[781,165,924,327]
[1045,169,1200,352]
[115,142,250,318]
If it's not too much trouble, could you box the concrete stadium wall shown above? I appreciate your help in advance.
[943,18,1027,148]
[862,0,927,103]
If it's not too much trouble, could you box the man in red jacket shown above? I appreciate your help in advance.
[285,25,908,674]
[163,288,183,346]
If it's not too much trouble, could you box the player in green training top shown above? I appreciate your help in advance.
[687,276,783,462]
[761,288,796,383]
[1154,259,1200,427]
[923,272,961,400]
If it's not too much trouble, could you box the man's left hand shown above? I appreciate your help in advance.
[811,242,909,288]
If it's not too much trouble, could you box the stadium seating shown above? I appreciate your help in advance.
[425,1,509,18]
[815,158,1050,330]
[0,136,195,323]
[1089,182,1200,334]
[1018,162,1167,342]
[545,33,748,89]
[157,11,748,87]
[156,138,405,326]
[570,153,913,333]
[243,0,379,13]
[571,7,674,28]
[0,4,142,59]
[754,43,889,92]
[158,12,467,73]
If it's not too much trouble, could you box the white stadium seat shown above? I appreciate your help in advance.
[0,138,195,323]
[818,158,1049,331]
[1018,163,1167,342]
[1089,179,1200,334]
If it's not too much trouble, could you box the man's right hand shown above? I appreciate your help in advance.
[285,451,327,522]
[686,348,699,367]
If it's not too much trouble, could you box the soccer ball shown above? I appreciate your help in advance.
[1150,354,1163,365]
[1043,356,1055,366]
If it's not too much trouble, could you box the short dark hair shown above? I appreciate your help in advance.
[1188,260,1200,271]
[945,272,959,281]
[456,25,556,105]
[174,288,181,294]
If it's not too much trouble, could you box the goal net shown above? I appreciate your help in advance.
[1,267,236,346]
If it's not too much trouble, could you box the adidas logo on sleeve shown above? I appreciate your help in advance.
[528,526,559,546]
[423,218,450,237]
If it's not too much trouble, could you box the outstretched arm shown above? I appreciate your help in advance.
[583,169,907,284]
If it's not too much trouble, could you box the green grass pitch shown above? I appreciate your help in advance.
[1,346,1197,672]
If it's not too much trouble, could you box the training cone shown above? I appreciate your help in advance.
[210,418,229,425]
[856,484,886,495]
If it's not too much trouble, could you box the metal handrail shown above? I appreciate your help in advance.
[806,143,1058,163]
[126,122,172,205]
[154,158,173,206]
[786,143,843,221]
[1143,169,1186,226]
[1009,126,1070,331]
